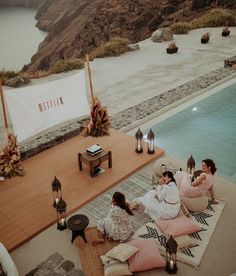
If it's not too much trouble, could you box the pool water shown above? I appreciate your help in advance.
[144,81,236,182]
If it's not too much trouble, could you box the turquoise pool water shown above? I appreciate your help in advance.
[144,81,236,182]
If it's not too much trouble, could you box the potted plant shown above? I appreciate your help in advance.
[201,32,210,44]
[222,27,230,37]
[166,41,178,54]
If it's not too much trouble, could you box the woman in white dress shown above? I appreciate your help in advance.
[93,191,134,245]
[132,171,180,221]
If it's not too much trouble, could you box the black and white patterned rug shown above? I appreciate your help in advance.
[132,197,225,267]
[81,171,225,268]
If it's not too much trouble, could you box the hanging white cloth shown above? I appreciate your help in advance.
[4,70,90,142]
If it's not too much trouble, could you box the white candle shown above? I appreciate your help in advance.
[150,143,154,152]
[60,218,65,225]
[137,144,141,151]
[55,198,59,205]
[170,260,174,269]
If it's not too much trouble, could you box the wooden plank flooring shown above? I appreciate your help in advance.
[0,128,164,252]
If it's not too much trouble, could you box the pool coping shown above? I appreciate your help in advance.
[18,66,236,160]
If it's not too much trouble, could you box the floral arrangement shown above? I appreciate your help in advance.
[222,27,229,32]
[167,41,178,49]
[201,32,211,40]
[83,97,110,137]
[0,132,24,177]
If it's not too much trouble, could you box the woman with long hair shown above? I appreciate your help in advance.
[131,171,180,221]
[93,191,133,245]
[175,159,217,204]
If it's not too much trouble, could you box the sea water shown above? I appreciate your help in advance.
[0,6,47,71]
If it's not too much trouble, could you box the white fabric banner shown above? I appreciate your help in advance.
[4,70,90,142]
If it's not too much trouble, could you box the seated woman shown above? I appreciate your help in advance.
[131,171,180,221]
[175,159,217,204]
[93,191,134,245]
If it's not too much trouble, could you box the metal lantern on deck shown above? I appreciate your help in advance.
[56,197,67,231]
[187,155,195,179]
[135,128,143,153]
[165,235,178,274]
[147,128,155,154]
[51,176,62,208]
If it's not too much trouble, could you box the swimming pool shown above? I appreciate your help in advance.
[142,79,236,183]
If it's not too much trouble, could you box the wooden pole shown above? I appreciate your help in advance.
[0,79,8,130]
[85,54,94,108]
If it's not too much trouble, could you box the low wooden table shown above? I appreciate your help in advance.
[78,150,112,177]
[67,214,89,243]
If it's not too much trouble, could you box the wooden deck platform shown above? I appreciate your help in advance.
[0,128,164,252]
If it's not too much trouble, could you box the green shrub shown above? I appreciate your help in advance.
[50,58,84,74]
[190,9,236,29]
[170,22,190,34]
[0,70,20,84]
[90,37,131,59]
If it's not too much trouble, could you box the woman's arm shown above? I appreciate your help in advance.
[158,184,168,202]
[191,174,206,187]
[209,185,217,204]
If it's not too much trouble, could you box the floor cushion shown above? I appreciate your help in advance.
[126,239,165,272]
[99,255,132,276]
[106,243,139,262]
[181,196,209,212]
[156,215,201,237]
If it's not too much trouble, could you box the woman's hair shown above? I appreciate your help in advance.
[202,159,217,175]
[112,192,133,216]
[163,171,176,184]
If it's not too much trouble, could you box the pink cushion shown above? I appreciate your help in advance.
[156,216,201,237]
[126,239,165,272]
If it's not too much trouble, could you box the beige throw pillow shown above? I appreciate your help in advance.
[100,255,132,276]
[181,196,208,212]
[175,235,198,250]
[106,243,139,262]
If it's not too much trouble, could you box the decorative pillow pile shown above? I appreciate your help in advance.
[156,215,201,237]
[106,243,139,262]
[126,239,165,272]
[162,164,182,175]
[100,255,132,276]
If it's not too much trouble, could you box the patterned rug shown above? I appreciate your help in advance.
[81,171,225,268]
[81,171,152,231]
[133,200,225,268]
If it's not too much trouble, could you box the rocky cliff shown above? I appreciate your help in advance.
[1,0,236,72]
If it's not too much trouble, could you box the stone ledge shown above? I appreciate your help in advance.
[224,55,236,67]
[19,66,236,160]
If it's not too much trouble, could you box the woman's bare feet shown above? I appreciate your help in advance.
[131,201,141,210]
[92,238,105,245]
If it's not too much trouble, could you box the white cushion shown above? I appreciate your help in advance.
[0,243,19,276]
[153,157,181,177]
[106,243,139,262]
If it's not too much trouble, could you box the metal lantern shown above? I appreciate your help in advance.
[187,155,196,179]
[147,128,155,154]
[56,197,67,231]
[165,235,178,274]
[135,128,143,153]
[51,176,62,208]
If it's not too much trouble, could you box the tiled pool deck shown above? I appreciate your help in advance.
[19,66,236,160]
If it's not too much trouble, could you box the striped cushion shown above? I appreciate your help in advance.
[161,164,181,175]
